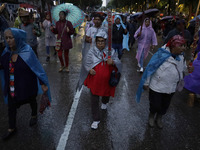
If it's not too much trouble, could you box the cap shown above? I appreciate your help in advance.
[19,10,30,17]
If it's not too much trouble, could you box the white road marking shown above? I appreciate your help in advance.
[56,87,83,150]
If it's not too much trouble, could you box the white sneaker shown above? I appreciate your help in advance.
[91,121,100,129]
[101,104,107,110]
[140,67,144,73]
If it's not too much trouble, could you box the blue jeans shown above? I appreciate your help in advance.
[46,46,50,55]
[139,49,145,68]
[112,43,123,59]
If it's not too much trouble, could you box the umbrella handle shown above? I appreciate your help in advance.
[140,11,145,33]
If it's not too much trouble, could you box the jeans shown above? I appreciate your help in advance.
[112,43,123,59]
[139,49,145,68]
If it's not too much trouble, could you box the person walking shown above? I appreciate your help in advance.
[184,52,200,106]
[19,10,41,57]
[42,13,56,62]
[112,15,127,59]
[13,7,25,29]
[136,35,187,129]
[134,18,157,73]
[84,13,106,58]
[77,31,122,129]
[0,28,51,140]
[51,11,74,72]
[128,19,137,49]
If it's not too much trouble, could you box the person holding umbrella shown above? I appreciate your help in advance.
[134,18,157,72]
[51,11,74,72]
[77,31,122,129]
[0,28,51,140]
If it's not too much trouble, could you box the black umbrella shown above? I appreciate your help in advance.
[144,8,159,16]
[138,8,159,18]
[161,16,179,21]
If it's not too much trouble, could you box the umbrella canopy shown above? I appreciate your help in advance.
[144,8,159,16]
[51,3,85,28]
[161,16,179,21]
[190,15,200,23]
[138,8,159,18]
[132,12,142,17]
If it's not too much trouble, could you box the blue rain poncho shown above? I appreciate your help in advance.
[0,28,51,103]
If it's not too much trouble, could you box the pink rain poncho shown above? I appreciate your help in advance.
[134,18,157,64]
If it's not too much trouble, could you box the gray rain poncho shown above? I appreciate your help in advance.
[77,31,122,91]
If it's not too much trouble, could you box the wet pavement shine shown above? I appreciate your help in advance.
[0,29,200,150]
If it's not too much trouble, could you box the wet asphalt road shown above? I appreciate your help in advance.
[0,29,200,150]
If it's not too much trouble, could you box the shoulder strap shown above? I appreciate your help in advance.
[60,21,67,39]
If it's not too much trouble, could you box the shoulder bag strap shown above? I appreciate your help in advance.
[60,21,67,39]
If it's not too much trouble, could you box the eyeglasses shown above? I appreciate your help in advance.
[96,40,105,44]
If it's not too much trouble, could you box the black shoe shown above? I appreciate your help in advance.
[2,129,17,141]
[29,117,37,127]
[46,56,50,62]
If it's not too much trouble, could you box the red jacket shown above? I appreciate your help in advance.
[53,19,74,50]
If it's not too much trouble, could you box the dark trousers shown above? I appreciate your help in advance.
[8,95,37,129]
[149,89,174,115]
[90,92,110,121]
[128,36,135,47]
[112,43,123,59]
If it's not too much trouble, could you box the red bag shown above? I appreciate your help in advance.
[39,93,50,114]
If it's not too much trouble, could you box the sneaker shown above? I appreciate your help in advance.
[101,104,107,110]
[46,56,50,62]
[59,66,65,72]
[91,121,100,130]
[140,67,144,73]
